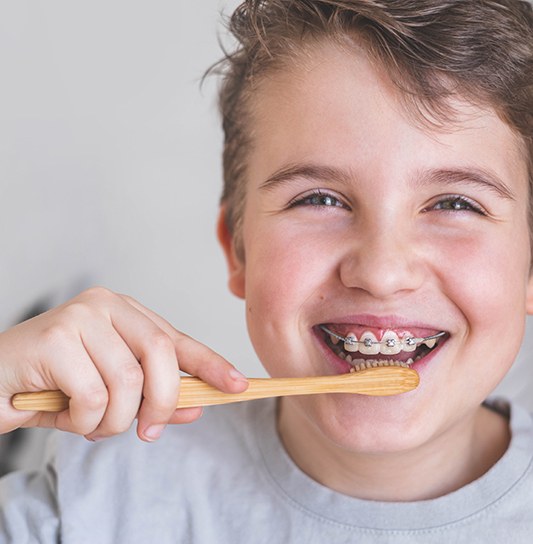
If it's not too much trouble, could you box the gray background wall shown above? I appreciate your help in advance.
[0,0,531,408]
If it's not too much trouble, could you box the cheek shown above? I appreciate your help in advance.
[437,226,530,368]
[245,221,332,303]
[242,224,335,370]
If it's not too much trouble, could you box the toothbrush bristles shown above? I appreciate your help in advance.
[349,360,409,373]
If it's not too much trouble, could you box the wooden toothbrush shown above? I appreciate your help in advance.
[11,363,419,412]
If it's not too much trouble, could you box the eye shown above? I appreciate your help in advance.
[288,190,349,210]
[423,195,486,215]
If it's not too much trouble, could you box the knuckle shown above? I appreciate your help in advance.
[148,331,174,354]
[39,324,71,349]
[60,301,95,322]
[118,293,136,305]
[82,286,114,298]
[172,333,197,358]
[78,286,115,305]
[99,420,132,437]
[77,386,109,412]
[146,395,176,415]
[147,382,180,414]
[117,363,144,389]
[78,422,99,436]
[156,387,179,412]
[173,332,193,348]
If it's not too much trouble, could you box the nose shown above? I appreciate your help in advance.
[338,222,426,299]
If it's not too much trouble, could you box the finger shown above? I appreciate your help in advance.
[168,407,203,425]
[20,410,63,430]
[80,322,144,441]
[119,294,249,394]
[107,302,181,441]
[171,336,249,393]
[43,333,109,435]
[0,400,42,434]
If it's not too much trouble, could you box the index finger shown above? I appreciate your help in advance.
[119,294,249,394]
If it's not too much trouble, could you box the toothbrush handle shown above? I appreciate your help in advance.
[12,367,419,412]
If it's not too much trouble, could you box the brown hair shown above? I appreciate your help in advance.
[213,0,533,256]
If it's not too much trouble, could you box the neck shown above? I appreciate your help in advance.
[277,401,510,502]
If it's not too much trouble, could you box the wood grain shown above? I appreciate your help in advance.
[12,366,419,412]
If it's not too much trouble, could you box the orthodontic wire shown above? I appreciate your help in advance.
[319,325,446,347]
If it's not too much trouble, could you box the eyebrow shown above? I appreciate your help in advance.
[260,163,516,201]
[413,167,516,201]
[259,164,353,190]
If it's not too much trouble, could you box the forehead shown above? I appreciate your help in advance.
[245,41,528,198]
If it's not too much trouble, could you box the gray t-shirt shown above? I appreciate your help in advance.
[0,398,532,543]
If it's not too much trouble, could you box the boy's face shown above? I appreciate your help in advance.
[219,42,533,453]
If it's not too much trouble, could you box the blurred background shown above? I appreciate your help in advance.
[0,0,255,367]
[0,0,531,471]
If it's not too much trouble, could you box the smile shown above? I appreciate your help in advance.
[319,324,448,368]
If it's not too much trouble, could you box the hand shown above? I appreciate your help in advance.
[0,287,248,441]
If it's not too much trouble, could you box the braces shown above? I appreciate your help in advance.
[319,324,446,348]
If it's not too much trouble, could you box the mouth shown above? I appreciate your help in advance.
[317,323,448,372]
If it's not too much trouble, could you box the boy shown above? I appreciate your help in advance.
[0,0,532,541]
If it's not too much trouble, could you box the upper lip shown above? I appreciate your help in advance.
[317,314,449,335]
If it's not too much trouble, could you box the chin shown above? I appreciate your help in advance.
[296,393,439,455]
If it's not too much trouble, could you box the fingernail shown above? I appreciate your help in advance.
[229,368,247,382]
[144,424,165,441]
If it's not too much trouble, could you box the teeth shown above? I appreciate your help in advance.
[344,333,359,353]
[380,331,401,355]
[401,332,417,352]
[345,354,353,363]
[358,332,380,355]
[323,325,443,359]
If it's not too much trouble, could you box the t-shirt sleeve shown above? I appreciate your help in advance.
[0,457,60,543]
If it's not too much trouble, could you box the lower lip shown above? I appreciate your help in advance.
[313,329,446,376]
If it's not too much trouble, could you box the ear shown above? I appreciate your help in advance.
[217,207,245,299]
[527,272,533,315]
